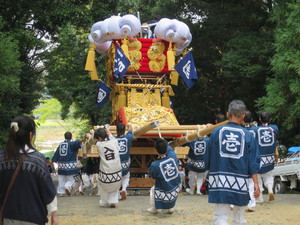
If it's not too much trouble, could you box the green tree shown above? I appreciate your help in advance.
[4,0,298,148]
[33,98,62,124]
[44,0,275,128]
[0,1,90,146]
[44,23,111,129]
[169,0,274,124]
[257,0,300,146]
[44,0,162,129]
[0,19,23,146]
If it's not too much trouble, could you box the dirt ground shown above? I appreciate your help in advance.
[53,192,300,225]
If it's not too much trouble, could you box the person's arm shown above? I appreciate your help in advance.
[127,124,133,131]
[251,173,260,198]
[51,147,59,162]
[204,134,213,170]
[106,127,117,141]
[148,163,157,179]
[47,196,58,225]
[79,133,89,143]
[248,134,261,175]
[248,133,261,198]
[50,211,58,225]
[126,125,134,144]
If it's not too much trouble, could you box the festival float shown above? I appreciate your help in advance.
[82,14,228,187]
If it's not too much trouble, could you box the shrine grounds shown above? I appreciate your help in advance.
[54,192,300,225]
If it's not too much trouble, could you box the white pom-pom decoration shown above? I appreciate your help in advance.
[119,14,141,37]
[99,18,111,42]
[92,30,102,42]
[175,32,192,49]
[154,18,175,41]
[91,21,102,33]
[175,47,185,56]
[88,34,94,43]
[171,19,190,43]
[90,21,107,43]
[107,16,122,40]
[95,41,112,55]
[154,18,192,49]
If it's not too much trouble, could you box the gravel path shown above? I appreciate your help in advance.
[54,192,300,225]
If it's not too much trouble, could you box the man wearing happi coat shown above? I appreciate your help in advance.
[115,123,133,200]
[185,136,210,195]
[205,100,260,225]
[255,111,279,203]
[148,138,181,214]
[52,132,87,196]
[94,127,122,208]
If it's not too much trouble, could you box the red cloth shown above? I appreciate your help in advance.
[113,38,171,73]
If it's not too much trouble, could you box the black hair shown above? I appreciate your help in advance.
[94,128,108,141]
[116,123,126,136]
[5,115,36,160]
[244,111,253,123]
[228,100,247,118]
[153,138,168,154]
[260,111,272,123]
[64,132,72,140]
[215,113,226,123]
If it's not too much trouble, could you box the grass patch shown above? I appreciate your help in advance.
[36,119,77,140]
[35,119,80,151]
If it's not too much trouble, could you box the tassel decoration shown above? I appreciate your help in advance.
[170,70,179,86]
[121,37,130,59]
[167,42,175,71]
[85,43,96,72]
[89,63,99,80]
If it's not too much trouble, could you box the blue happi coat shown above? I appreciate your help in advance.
[186,136,209,173]
[116,130,133,176]
[52,140,81,175]
[205,122,260,206]
[244,125,257,139]
[148,146,181,209]
[256,124,279,174]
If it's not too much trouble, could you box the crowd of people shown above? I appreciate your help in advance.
[0,99,280,225]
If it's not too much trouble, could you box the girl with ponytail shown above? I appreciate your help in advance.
[0,116,58,225]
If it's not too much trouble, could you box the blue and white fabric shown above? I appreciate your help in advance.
[96,81,111,109]
[256,124,279,174]
[113,45,130,83]
[52,140,81,176]
[186,136,209,173]
[205,122,260,206]
[116,130,133,176]
[174,51,198,88]
[149,146,181,209]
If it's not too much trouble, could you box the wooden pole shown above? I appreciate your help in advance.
[93,124,216,136]
[169,120,229,148]
[132,120,160,138]
[107,125,206,131]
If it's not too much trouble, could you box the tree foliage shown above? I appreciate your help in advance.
[1,0,299,148]
[0,0,91,147]
[0,18,23,145]
[169,0,274,124]
[33,98,62,124]
[257,0,300,146]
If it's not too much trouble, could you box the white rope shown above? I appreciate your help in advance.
[185,130,192,142]
[157,125,162,138]
[196,124,201,137]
